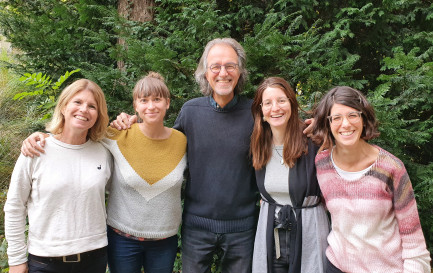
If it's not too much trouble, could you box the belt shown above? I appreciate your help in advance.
[29,246,107,263]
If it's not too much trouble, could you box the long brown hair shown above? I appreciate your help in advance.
[250,77,307,169]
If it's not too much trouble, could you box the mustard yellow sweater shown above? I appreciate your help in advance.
[102,124,187,238]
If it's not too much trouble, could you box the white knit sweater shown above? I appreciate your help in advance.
[4,137,112,266]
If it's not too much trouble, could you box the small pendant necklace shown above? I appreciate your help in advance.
[273,145,285,165]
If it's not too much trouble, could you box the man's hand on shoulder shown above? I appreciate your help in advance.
[110,113,137,130]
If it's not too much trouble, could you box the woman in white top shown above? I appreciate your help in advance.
[5,79,112,273]
[19,72,187,273]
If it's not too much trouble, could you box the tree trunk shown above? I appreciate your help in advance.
[117,0,155,71]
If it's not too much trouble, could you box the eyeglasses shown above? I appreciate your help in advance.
[260,97,290,110]
[327,111,362,125]
[208,63,239,73]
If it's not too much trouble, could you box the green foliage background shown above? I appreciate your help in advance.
[1,0,432,270]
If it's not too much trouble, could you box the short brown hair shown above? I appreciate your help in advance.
[46,79,109,141]
[133,72,170,102]
[312,86,380,152]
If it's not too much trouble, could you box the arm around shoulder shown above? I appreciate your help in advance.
[21,132,49,157]
[109,112,137,130]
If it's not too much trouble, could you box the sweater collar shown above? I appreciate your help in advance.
[209,95,239,112]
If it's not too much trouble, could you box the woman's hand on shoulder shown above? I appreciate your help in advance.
[110,113,137,130]
[21,132,49,158]
[9,262,28,273]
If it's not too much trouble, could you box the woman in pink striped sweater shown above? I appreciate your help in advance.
[311,86,431,273]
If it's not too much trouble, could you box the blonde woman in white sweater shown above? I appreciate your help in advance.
[5,79,112,273]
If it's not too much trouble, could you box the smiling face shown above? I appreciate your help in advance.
[329,103,364,148]
[261,86,291,132]
[205,44,240,102]
[62,89,98,134]
[134,95,170,126]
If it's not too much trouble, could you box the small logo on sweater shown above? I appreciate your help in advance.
[97,165,101,170]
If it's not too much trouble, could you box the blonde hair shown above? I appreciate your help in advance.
[46,79,109,141]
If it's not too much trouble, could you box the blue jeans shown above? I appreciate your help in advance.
[272,229,290,273]
[107,227,178,273]
[181,226,255,273]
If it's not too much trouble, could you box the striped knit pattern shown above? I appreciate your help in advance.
[315,146,431,273]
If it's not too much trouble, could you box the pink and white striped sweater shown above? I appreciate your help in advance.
[315,146,431,273]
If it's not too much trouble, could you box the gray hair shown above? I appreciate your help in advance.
[194,38,248,96]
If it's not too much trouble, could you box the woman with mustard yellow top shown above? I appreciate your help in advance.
[101,72,186,273]
[20,72,187,273]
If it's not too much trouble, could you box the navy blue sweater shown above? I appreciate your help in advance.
[174,96,258,233]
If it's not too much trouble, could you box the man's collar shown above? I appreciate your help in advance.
[209,95,239,111]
